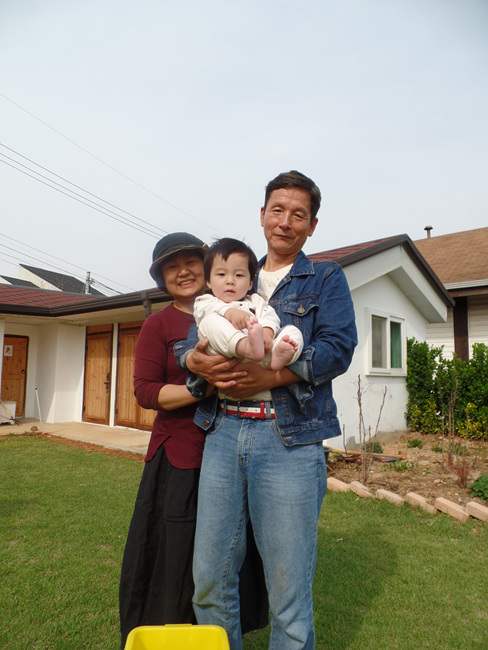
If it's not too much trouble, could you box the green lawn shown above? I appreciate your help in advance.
[1,435,487,649]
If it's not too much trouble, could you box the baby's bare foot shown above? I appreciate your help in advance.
[246,318,265,361]
[270,335,299,370]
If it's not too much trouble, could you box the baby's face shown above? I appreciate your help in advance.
[208,253,253,303]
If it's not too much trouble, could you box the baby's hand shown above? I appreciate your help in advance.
[225,308,250,330]
[263,327,274,353]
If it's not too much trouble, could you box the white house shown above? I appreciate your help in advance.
[309,234,453,448]
[414,226,488,361]
[1,235,453,447]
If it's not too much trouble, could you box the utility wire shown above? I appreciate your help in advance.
[0,239,123,295]
[0,142,168,238]
[0,231,132,291]
[2,158,163,239]
[0,92,225,236]
[1,154,165,238]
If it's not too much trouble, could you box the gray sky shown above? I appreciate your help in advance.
[1,0,487,293]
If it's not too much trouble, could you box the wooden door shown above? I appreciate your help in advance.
[1,336,29,416]
[115,322,156,431]
[83,325,113,425]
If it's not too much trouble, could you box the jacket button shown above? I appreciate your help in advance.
[203,420,209,426]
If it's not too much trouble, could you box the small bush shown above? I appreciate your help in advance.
[449,441,470,456]
[470,474,488,502]
[390,460,414,472]
[406,340,488,441]
[362,441,383,454]
[408,438,423,449]
[431,445,442,453]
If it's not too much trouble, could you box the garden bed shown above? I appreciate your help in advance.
[328,431,488,508]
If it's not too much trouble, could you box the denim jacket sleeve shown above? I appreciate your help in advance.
[173,324,208,398]
[279,262,357,387]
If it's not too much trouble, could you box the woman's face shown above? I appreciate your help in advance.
[161,251,205,307]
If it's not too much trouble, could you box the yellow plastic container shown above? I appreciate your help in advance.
[124,624,230,650]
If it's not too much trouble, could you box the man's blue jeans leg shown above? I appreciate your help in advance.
[193,414,327,650]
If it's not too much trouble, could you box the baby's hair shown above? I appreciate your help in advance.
[204,238,258,282]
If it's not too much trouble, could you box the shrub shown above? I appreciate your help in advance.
[362,441,383,454]
[390,460,414,472]
[408,438,423,449]
[406,340,488,440]
[470,474,488,502]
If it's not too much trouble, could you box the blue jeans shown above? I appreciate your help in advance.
[193,413,327,650]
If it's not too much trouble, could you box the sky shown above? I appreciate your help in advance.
[1,0,487,294]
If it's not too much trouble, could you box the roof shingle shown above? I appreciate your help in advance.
[414,227,488,285]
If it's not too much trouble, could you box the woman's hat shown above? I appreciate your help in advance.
[149,232,207,289]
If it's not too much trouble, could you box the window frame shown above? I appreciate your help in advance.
[367,309,407,377]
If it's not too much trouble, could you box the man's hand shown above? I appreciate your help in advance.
[224,308,250,330]
[186,339,247,389]
[222,362,299,400]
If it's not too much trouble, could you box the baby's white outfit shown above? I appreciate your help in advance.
[193,293,303,369]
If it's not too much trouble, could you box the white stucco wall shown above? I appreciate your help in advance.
[2,321,85,423]
[329,273,437,449]
[0,319,5,398]
[37,323,86,423]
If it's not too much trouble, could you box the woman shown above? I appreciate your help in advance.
[119,233,267,649]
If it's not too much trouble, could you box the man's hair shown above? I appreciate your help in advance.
[264,170,321,220]
[204,238,258,282]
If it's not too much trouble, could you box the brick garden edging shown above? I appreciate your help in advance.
[327,477,488,523]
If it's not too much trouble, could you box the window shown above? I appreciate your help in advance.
[369,312,406,375]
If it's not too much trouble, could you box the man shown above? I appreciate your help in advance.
[176,171,357,649]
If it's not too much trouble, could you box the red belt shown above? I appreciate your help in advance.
[219,400,276,419]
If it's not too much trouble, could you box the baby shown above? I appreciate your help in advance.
[194,237,303,370]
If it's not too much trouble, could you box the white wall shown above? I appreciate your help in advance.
[329,274,433,449]
[37,323,86,423]
[425,296,488,360]
[0,319,5,398]
[469,296,488,349]
[425,310,454,358]
[3,321,85,423]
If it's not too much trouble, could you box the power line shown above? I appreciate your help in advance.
[1,158,165,239]
[0,142,168,238]
[0,231,132,291]
[0,92,226,236]
[1,151,166,239]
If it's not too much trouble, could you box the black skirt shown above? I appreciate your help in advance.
[119,444,268,648]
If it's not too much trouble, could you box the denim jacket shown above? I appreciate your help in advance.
[174,251,357,446]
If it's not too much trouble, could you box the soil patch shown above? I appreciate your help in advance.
[0,431,145,462]
[327,431,488,508]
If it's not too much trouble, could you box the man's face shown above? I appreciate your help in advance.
[260,187,318,260]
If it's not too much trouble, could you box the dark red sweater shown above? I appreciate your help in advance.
[133,304,205,468]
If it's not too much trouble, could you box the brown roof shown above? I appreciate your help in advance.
[308,234,454,307]
[308,237,393,263]
[0,284,169,318]
[0,285,99,309]
[414,227,488,285]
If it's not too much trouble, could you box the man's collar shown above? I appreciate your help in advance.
[258,250,314,276]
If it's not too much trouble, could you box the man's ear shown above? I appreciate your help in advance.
[260,206,265,227]
[308,217,318,237]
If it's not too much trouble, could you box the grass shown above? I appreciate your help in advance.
[2,435,488,649]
